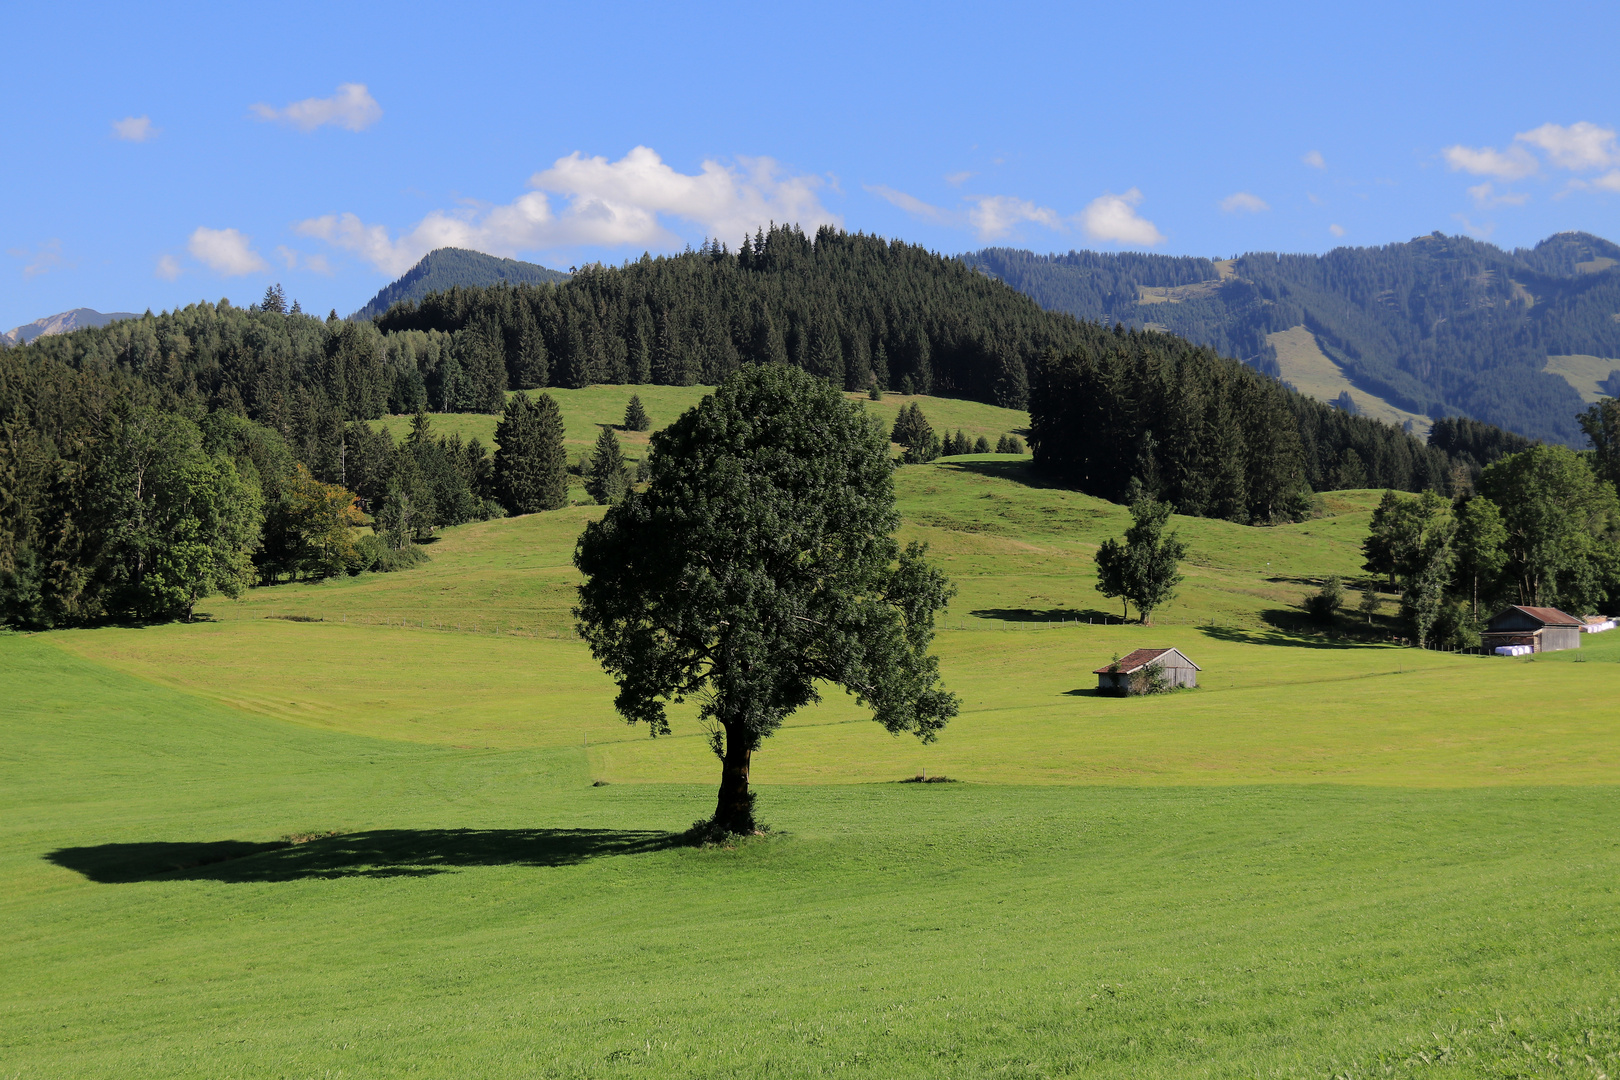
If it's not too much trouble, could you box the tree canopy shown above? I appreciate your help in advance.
[573,365,959,834]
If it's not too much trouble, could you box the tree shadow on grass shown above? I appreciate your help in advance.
[970,607,1133,624]
[939,459,1056,489]
[1201,614,1387,651]
[47,828,680,884]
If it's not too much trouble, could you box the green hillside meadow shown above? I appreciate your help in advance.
[4,388,1619,1077]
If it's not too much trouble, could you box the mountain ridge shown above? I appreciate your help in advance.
[963,231,1620,445]
[350,248,569,321]
[3,307,139,346]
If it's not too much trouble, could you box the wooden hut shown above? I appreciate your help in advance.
[1093,648,1200,695]
[1482,606,1583,653]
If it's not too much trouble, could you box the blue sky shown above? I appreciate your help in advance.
[3,0,1617,330]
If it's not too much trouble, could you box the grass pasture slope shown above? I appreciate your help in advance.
[6,389,1620,1077]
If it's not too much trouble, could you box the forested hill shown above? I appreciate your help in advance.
[7,226,1523,531]
[965,232,1620,446]
[350,248,569,321]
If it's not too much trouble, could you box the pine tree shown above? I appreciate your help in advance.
[261,283,287,314]
[973,435,991,454]
[494,394,567,514]
[585,426,629,505]
[623,395,651,432]
[890,403,938,463]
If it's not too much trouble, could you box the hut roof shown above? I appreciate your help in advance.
[1093,647,1200,675]
[1496,605,1582,628]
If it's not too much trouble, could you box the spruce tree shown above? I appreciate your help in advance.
[494,394,567,514]
[585,426,629,505]
[623,394,651,432]
[973,435,991,454]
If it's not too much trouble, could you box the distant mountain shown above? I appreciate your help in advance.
[3,307,138,346]
[963,232,1620,446]
[350,248,569,321]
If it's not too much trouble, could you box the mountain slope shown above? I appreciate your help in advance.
[2,307,138,346]
[350,248,569,321]
[965,232,1620,445]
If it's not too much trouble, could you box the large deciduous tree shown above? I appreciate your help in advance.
[1479,444,1620,612]
[574,365,959,835]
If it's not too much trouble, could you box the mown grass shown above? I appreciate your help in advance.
[9,402,1620,1076]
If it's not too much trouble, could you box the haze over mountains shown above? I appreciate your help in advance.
[965,231,1620,446]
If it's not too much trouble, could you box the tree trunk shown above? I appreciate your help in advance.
[712,722,756,834]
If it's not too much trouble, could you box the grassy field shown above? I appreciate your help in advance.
[6,393,1620,1076]
[1267,326,1432,436]
[1544,354,1619,405]
[371,384,1030,469]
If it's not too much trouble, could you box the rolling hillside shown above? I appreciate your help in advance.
[8,390,1620,1074]
[966,231,1620,445]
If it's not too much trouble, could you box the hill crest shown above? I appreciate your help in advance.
[350,248,569,321]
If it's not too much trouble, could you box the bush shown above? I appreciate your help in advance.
[1304,576,1344,623]
[351,535,430,574]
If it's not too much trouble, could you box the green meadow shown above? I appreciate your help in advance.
[5,389,1620,1077]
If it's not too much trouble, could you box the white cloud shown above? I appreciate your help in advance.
[1328,224,1346,237]
[865,184,955,224]
[1302,150,1326,170]
[251,83,382,132]
[112,116,157,142]
[1442,143,1538,179]
[1219,191,1269,214]
[944,171,974,186]
[298,146,837,275]
[188,227,268,276]
[1466,182,1530,208]
[1453,214,1496,240]
[11,238,69,277]
[274,245,298,270]
[967,195,1064,241]
[304,253,332,274]
[1515,122,1617,171]
[155,254,182,280]
[1079,188,1164,246]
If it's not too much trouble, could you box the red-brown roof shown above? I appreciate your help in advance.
[1093,648,1189,675]
[1508,605,1582,627]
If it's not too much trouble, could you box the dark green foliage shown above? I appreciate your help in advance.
[890,403,939,463]
[351,248,569,322]
[1093,493,1188,623]
[969,231,1620,445]
[585,426,629,505]
[972,435,991,454]
[0,359,264,626]
[260,283,287,315]
[1430,415,1534,479]
[1304,576,1344,623]
[623,394,650,432]
[942,430,972,456]
[573,365,959,834]
[1579,397,1620,489]
[995,433,1025,454]
[1478,444,1620,612]
[493,394,567,515]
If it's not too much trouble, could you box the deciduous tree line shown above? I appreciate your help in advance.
[1360,434,1620,647]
